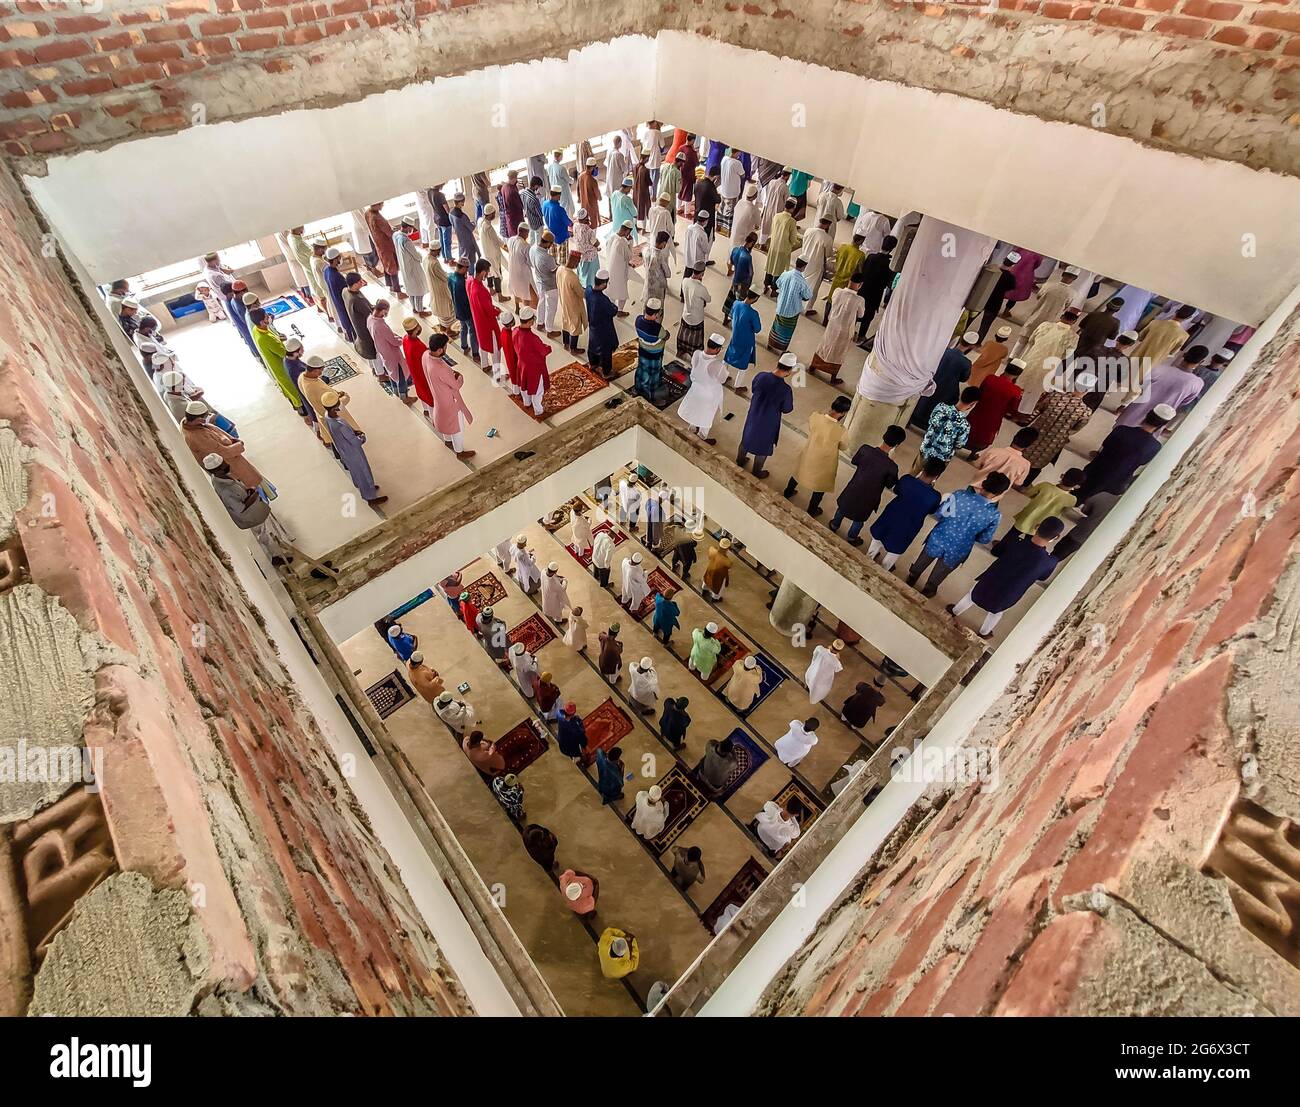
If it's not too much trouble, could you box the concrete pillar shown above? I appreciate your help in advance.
[843,216,995,453]
[769,576,818,637]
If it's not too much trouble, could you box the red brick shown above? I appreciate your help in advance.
[112,63,167,87]
[163,57,206,76]
[33,38,93,63]
[0,48,38,68]
[1254,10,1300,33]
[53,16,112,34]
[95,31,139,51]
[133,42,185,62]
[1211,26,1249,46]
[28,130,74,153]
[1181,0,1241,19]
[235,31,280,49]
[246,10,290,28]
[189,37,235,55]
[995,911,1102,1015]
[332,0,365,13]
[116,8,166,25]
[1097,6,1147,28]
[1285,35,1300,56]
[1121,0,1177,10]
[102,96,145,117]
[136,109,189,131]
[59,75,114,97]
[3,140,30,157]
[199,16,243,33]
[1154,15,1212,35]
[282,25,324,44]
[1252,30,1282,49]
[262,56,293,72]
[166,0,213,15]
[143,23,193,43]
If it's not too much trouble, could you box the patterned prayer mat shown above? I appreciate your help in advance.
[748,653,785,714]
[645,364,691,411]
[494,718,549,776]
[772,777,824,837]
[263,293,306,318]
[610,339,639,375]
[507,612,556,655]
[581,697,634,762]
[701,856,768,933]
[705,626,750,687]
[464,572,507,611]
[364,671,415,719]
[516,360,608,419]
[565,519,627,568]
[627,764,708,854]
[631,566,679,621]
[320,354,360,386]
[689,727,769,803]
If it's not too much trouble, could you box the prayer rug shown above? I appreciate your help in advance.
[507,612,556,654]
[385,589,434,622]
[494,718,548,776]
[320,354,359,386]
[747,653,785,714]
[772,777,824,837]
[631,566,679,621]
[464,572,507,611]
[690,727,768,803]
[705,626,750,687]
[701,856,768,933]
[581,697,634,762]
[364,671,415,719]
[263,293,306,318]
[610,339,639,375]
[646,360,690,411]
[565,519,627,568]
[627,764,708,854]
[525,360,608,419]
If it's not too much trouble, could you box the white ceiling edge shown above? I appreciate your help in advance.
[27,30,1299,322]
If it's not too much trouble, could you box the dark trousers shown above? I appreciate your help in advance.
[671,551,694,580]
[857,293,884,341]
[907,551,958,596]
[977,298,1011,342]
[384,271,401,294]
[736,447,768,474]
[594,565,611,586]
[563,330,581,351]
[590,347,613,376]
[457,313,479,359]
[438,226,452,259]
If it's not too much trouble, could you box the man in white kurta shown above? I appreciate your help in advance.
[631,785,667,838]
[678,338,729,441]
[628,657,659,713]
[730,183,761,249]
[591,528,615,585]
[394,217,429,313]
[511,536,541,593]
[604,137,629,202]
[816,183,845,231]
[683,213,711,274]
[853,209,891,255]
[606,222,635,311]
[1017,314,1079,414]
[509,643,539,697]
[798,218,835,314]
[492,537,513,569]
[718,148,744,217]
[814,283,866,378]
[645,197,677,266]
[1015,267,1080,352]
[540,562,571,621]
[570,509,594,555]
[477,205,507,295]
[435,692,476,735]
[620,552,650,609]
[805,639,844,704]
[758,172,789,247]
[755,800,800,852]
[563,605,589,652]
[775,718,819,767]
[618,476,643,530]
[507,227,535,307]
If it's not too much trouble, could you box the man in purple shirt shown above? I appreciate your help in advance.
[1116,344,1207,427]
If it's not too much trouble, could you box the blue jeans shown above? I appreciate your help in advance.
[829,510,863,540]
[439,225,453,260]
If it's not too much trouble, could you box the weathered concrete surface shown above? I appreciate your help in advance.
[758,306,1300,1017]
[0,154,470,1016]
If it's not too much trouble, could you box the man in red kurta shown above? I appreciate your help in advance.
[498,311,521,396]
[513,308,552,418]
[468,259,503,381]
[967,360,1025,454]
[402,317,436,424]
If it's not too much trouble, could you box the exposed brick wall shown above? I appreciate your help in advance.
[0,0,1297,171]
[759,308,1300,1016]
[0,159,470,1016]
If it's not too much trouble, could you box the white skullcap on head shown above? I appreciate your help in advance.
[137,340,158,353]
[610,936,629,956]
[453,192,465,201]
[961,330,981,344]
[646,297,663,311]
[437,691,452,704]
[585,156,597,166]
[185,400,209,416]
[691,527,705,538]
[498,310,515,325]
[1008,358,1027,369]
[305,354,325,368]
[1005,250,1021,263]
[122,297,140,309]
[622,219,634,229]
[596,268,610,280]
[705,621,718,633]
[319,389,340,407]
[484,203,496,215]
[695,210,710,221]
[743,656,757,669]
[745,182,758,195]
[402,214,417,226]
[160,370,182,387]
[640,656,653,669]
[995,324,1013,338]
[1119,330,1139,342]
[1152,403,1177,420]
[511,642,525,654]
[409,650,423,663]
[648,785,662,802]
[832,638,845,650]
[778,351,798,368]
[1074,373,1097,389]
[631,552,643,563]
[565,882,584,901]
[516,533,527,544]
[576,207,588,219]
[1215,348,1234,360]
[1063,265,1081,275]
[152,353,173,367]
[519,307,536,322]
[284,337,303,352]
[201,453,224,471]
[622,177,634,187]
[547,560,559,571]
[707,333,725,346]
[325,246,341,259]
[241,292,258,305]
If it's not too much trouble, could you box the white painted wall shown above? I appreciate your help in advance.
[28,34,1300,323]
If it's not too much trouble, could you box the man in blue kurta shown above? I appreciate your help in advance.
[907,472,1010,598]
[226,283,261,359]
[736,353,796,477]
[651,588,680,645]
[949,517,1062,637]
[543,187,573,245]
[725,288,763,395]
[323,249,354,341]
[634,299,669,400]
[609,178,639,242]
[723,231,757,321]
[585,271,620,377]
[910,330,979,428]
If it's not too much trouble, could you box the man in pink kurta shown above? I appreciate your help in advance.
[468,260,504,381]
[1006,248,1043,303]
[422,335,476,459]
[367,301,414,404]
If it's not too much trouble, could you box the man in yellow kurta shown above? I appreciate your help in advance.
[249,308,301,407]
[298,357,360,450]
[783,394,851,515]
[1128,304,1194,392]
[1016,311,1079,416]
[763,198,802,294]
[824,233,866,316]
[598,927,639,979]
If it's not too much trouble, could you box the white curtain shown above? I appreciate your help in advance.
[856,216,994,404]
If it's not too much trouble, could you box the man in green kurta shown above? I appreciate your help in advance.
[657,152,683,206]
[688,622,723,681]
[763,198,802,294]
[249,308,302,408]
[824,233,866,321]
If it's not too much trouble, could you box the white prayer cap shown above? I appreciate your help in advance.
[631,552,643,564]
[511,642,525,654]
[1005,250,1022,263]
[160,370,183,387]
[565,882,584,901]
[705,621,719,633]
[325,246,341,259]
[621,219,634,229]
[707,332,726,347]
[1152,403,1177,420]
[743,656,757,669]
[515,533,527,544]
[646,297,663,311]
[1063,265,1082,275]
[320,389,341,407]
[241,292,259,306]
[201,453,224,471]
[137,340,158,353]
[610,936,629,956]
[437,691,453,704]
[122,297,140,309]
[995,324,1013,339]
[596,268,610,280]
[498,310,516,325]
[152,354,173,370]
[1074,373,1097,389]
[745,182,758,196]
[1008,358,1027,369]
[484,203,497,215]
[719,537,732,549]
[1119,330,1140,342]
[961,330,981,344]
[585,157,597,166]
[576,207,589,219]
[402,214,418,226]
[622,176,633,187]
[185,400,209,416]
[305,355,326,368]
[453,192,465,201]
[284,337,303,352]
[777,351,798,369]
[640,656,653,669]
[547,560,559,571]
[1215,348,1235,360]
[648,785,662,802]
[409,651,423,663]
[832,638,845,650]
[695,210,710,222]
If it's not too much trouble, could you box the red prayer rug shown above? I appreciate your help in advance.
[494,718,548,776]
[626,764,708,854]
[565,519,627,568]
[581,697,634,763]
[631,566,679,621]
[506,612,556,654]
[538,360,609,418]
[705,626,750,687]
[464,571,507,611]
[700,856,768,933]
